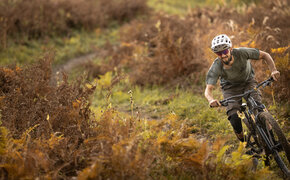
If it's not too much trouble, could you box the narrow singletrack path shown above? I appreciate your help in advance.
[53,52,99,73]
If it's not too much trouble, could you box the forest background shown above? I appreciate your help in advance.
[0,0,289,179]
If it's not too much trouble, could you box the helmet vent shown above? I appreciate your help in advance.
[211,34,232,52]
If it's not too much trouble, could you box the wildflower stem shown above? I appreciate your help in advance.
[128,90,134,117]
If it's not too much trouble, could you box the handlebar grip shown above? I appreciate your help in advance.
[210,100,236,107]
[220,99,236,107]
[264,77,274,87]
[210,101,223,108]
[219,100,227,107]
[269,76,274,81]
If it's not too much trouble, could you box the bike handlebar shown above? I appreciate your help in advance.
[217,77,274,107]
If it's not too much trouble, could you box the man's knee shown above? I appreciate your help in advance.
[228,113,243,134]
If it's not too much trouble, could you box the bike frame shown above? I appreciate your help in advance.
[218,77,290,176]
[240,96,276,154]
[239,94,271,153]
[219,77,277,153]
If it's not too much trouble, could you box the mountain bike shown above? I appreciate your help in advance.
[218,77,290,177]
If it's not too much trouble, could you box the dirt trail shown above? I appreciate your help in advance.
[53,51,213,145]
[53,52,99,73]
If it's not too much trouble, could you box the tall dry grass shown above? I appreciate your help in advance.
[0,0,150,48]
[0,56,277,179]
[0,53,95,139]
[91,0,289,102]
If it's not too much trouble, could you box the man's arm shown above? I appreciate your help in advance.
[204,84,220,107]
[259,50,280,81]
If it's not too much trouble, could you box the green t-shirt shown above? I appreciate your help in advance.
[206,47,260,87]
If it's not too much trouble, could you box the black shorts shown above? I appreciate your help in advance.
[222,78,262,117]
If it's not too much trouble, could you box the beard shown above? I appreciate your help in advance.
[222,55,232,65]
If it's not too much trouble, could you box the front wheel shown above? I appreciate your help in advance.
[258,112,290,176]
[258,112,290,163]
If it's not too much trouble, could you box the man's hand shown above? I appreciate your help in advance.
[205,84,221,107]
[259,51,280,81]
[209,99,221,107]
[271,70,280,81]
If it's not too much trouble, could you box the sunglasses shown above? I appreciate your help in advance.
[215,49,229,56]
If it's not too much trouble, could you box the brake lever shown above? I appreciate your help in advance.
[210,99,235,107]
[220,99,236,107]
[219,100,228,107]
[263,77,274,87]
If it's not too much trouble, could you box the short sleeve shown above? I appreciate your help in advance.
[238,47,260,60]
[206,60,221,85]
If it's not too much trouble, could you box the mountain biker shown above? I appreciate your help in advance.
[204,34,280,142]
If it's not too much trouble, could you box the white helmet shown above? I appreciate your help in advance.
[211,34,232,52]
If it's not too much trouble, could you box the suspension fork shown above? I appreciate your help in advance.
[242,111,254,145]
[239,109,261,152]
[255,111,277,151]
[248,96,273,143]
[256,123,276,153]
[248,96,272,130]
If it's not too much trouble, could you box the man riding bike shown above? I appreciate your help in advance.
[204,34,280,142]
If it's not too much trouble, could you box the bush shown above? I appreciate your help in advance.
[0,57,278,179]
[0,0,150,48]
[93,0,289,101]
[0,53,95,139]
[101,14,211,86]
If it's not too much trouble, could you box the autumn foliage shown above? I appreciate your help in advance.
[93,0,289,101]
[0,54,95,139]
[0,0,149,48]
[0,0,289,179]
[0,57,277,179]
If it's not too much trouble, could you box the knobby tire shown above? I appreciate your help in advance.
[258,112,290,177]
[259,112,290,162]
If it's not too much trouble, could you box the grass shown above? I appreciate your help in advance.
[90,71,288,145]
[0,61,280,179]
[0,0,287,178]
[147,0,261,16]
[87,72,287,179]
[0,0,263,67]
[0,28,119,66]
[147,0,201,16]
[90,71,232,140]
